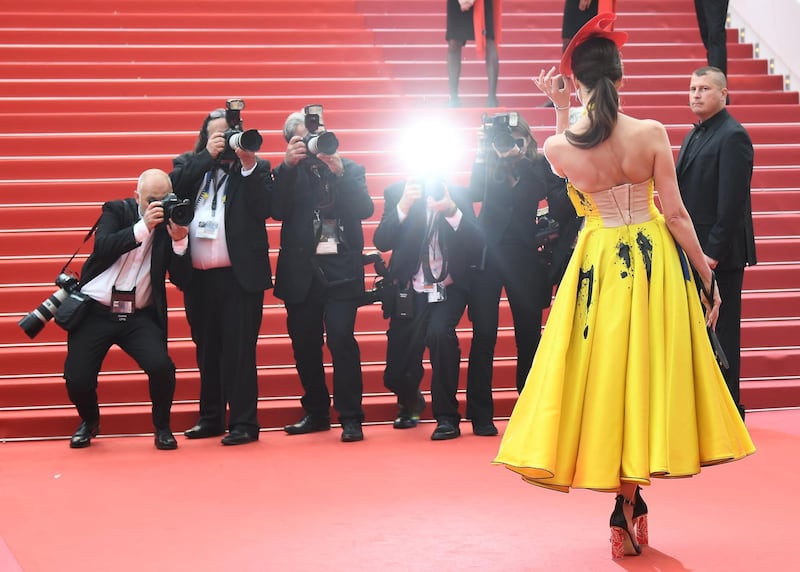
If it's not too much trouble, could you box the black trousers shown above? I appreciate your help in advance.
[694,266,744,416]
[63,303,175,430]
[466,248,549,423]
[285,283,364,423]
[184,267,263,435]
[715,268,745,409]
[694,0,729,76]
[383,287,468,423]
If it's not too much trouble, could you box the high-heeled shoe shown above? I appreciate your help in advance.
[610,494,642,559]
[633,486,649,546]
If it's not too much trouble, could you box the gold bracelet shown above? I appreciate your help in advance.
[554,103,570,110]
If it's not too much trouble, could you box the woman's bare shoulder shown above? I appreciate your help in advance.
[620,114,666,135]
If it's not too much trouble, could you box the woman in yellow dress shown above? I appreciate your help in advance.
[493,13,755,559]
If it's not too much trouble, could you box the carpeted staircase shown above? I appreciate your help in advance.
[1,0,798,440]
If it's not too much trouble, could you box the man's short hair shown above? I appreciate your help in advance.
[283,112,306,143]
[693,66,727,89]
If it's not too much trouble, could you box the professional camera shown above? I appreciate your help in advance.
[156,193,194,226]
[360,252,390,306]
[534,213,561,249]
[303,104,340,156]
[18,272,79,339]
[482,111,523,154]
[220,98,263,161]
[422,176,447,201]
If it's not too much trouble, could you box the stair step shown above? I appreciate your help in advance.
[1,315,797,381]
[6,122,800,158]
[2,368,799,440]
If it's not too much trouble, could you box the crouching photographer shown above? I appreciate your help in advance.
[58,169,192,450]
[465,111,581,434]
[374,176,484,441]
[273,105,374,443]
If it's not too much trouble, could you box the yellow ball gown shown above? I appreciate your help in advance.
[493,180,756,492]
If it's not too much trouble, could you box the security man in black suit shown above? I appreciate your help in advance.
[170,106,273,445]
[676,66,756,419]
[273,108,374,443]
[374,177,484,440]
[64,168,191,450]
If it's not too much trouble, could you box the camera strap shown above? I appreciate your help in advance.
[59,215,102,276]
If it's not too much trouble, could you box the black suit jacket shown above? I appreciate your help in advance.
[271,158,374,303]
[676,108,757,270]
[78,198,192,334]
[373,182,484,290]
[170,149,273,293]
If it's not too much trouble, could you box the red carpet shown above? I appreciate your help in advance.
[1,409,798,571]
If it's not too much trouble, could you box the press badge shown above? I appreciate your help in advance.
[195,219,219,239]
[315,219,341,255]
[110,286,135,322]
[423,282,447,303]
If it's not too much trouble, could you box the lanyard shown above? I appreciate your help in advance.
[421,210,448,284]
[198,170,229,216]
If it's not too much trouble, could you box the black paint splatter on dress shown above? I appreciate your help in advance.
[636,231,653,281]
[617,240,632,279]
[577,266,594,339]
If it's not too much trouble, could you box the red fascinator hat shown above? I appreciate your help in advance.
[560,12,628,77]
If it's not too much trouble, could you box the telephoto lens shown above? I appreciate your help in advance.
[305,131,339,156]
[229,129,263,153]
[17,273,79,338]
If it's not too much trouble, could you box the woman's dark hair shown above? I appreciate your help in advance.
[565,36,623,149]
[194,108,227,153]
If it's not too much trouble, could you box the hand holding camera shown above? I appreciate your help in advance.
[143,198,167,231]
[428,188,457,218]
[284,135,308,168]
[206,130,226,161]
[235,146,257,171]
[316,152,344,177]
[398,178,424,215]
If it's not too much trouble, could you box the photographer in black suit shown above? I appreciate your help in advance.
[466,112,579,436]
[170,103,273,446]
[677,67,756,419]
[273,107,374,443]
[64,168,191,450]
[374,177,484,440]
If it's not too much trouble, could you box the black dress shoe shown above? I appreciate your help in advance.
[472,420,498,437]
[340,419,364,442]
[184,423,225,439]
[393,392,426,429]
[284,415,331,435]
[221,428,259,446]
[70,420,99,449]
[155,429,178,450]
[431,420,461,441]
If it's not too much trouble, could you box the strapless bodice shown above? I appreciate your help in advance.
[567,179,659,228]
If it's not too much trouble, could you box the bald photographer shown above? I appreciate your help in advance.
[63,168,191,450]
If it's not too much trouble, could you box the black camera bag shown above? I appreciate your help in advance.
[54,291,92,332]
